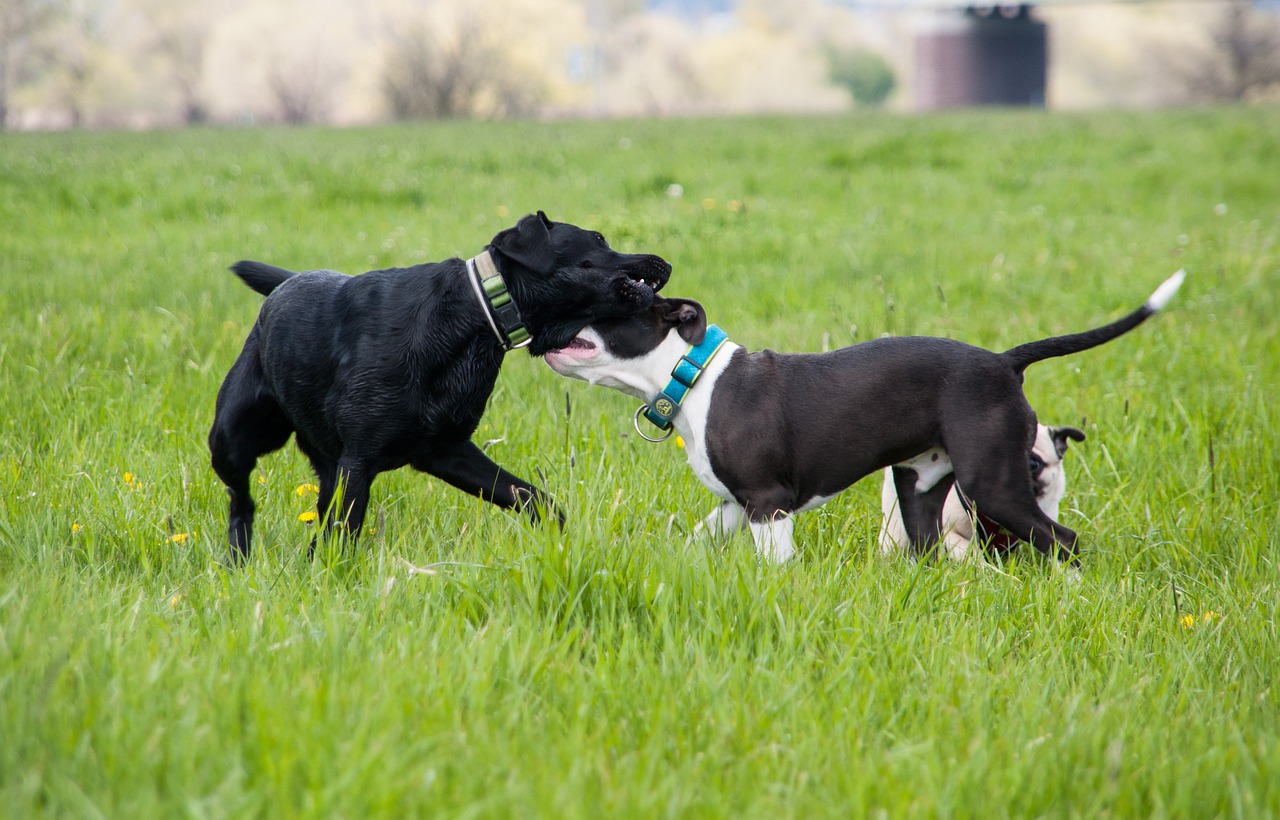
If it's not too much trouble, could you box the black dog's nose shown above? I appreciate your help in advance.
[632,255,672,291]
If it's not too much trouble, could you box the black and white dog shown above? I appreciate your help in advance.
[878,423,1084,561]
[210,212,671,565]
[544,271,1183,565]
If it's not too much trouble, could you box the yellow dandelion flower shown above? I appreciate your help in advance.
[296,483,319,496]
[1180,614,1196,629]
[257,474,267,485]
[1203,611,1220,622]
[71,523,83,533]
[170,532,190,544]
[299,510,319,523]
[123,471,136,485]
[702,197,717,211]
[727,199,742,213]
[497,205,510,218]
[675,436,685,449]
[170,594,183,608]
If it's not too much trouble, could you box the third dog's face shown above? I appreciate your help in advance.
[1030,424,1086,517]
[491,212,673,355]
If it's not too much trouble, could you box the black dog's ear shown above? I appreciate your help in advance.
[536,210,554,229]
[491,213,555,275]
[660,298,708,345]
[1051,426,1086,458]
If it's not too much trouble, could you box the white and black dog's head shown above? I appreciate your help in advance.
[1028,423,1086,519]
[543,296,708,398]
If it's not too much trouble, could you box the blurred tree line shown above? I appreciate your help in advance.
[1,0,1277,130]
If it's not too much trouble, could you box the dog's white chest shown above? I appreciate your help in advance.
[671,347,738,503]
[683,437,734,501]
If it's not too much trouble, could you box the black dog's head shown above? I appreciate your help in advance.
[488,211,672,355]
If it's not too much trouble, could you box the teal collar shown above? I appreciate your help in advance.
[636,325,729,441]
[467,250,531,351]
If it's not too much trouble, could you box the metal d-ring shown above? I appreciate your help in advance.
[633,405,674,442]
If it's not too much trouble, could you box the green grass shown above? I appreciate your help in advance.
[2,108,1278,817]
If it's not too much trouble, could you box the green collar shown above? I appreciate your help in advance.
[635,325,730,442]
[467,250,531,351]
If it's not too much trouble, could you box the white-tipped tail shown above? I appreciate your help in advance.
[1145,269,1186,312]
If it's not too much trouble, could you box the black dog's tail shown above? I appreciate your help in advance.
[1001,270,1185,374]
[231,260,297,297]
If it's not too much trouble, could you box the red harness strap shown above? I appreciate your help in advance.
[957,486,1022,555]
[975,512,1020,554]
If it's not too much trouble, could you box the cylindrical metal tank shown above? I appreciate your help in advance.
[916,6,1048,109]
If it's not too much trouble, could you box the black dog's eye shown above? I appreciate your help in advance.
[580,259,594,268]
[1029,455,1045,475]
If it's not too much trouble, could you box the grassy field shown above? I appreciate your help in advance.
[1,108,1278,817]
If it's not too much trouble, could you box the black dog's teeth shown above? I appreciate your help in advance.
[620,277,653,302]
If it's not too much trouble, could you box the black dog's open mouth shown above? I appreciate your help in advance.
[527,256,670,356]
[627,255,671,293]
[620,276,658,304]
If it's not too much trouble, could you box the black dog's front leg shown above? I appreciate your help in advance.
[416,440,564,527]
[306,459,374,559]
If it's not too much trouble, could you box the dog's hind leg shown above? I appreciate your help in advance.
[208,344,293,565]
[296,436,338,559]
[747,513,795,563]
[736,489,799,562]
[209,447,259,565]
[414,440,562,527]
[943,395,1080,566]
[979,500,1077,567]
[325,458,375,542]
[952,467,1079,567]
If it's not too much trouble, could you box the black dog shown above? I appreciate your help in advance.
[209,212,671,564]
